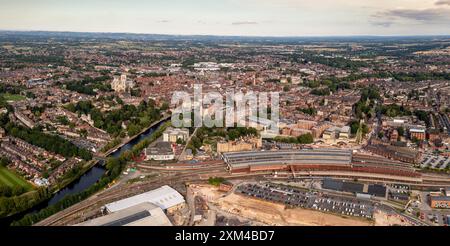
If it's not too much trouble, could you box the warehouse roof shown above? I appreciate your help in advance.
[322,178,343,191]
[76,202,172,226]
[342,182,364,193]
[367,184,387,197]
[105,185,185,213]
[322,178,364,193]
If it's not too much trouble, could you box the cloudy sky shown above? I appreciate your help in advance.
[0,0,449,36]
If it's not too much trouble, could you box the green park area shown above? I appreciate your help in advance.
[1,93,26,102]
[0,166,33,191]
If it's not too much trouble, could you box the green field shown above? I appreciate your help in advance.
[0,167,33,191]
[1,93,26,102]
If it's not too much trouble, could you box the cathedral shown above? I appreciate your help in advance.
[111,74,134,93]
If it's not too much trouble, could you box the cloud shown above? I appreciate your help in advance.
[156,20,170,23]
[231,21,258,25]
[435,0,450,5]
[370,21,394,27]
[372,8,450,24]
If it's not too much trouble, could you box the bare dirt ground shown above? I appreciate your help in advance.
[373,210,414,226]
[191,184,373,226]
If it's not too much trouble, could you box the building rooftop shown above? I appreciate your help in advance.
[430,196,450,202]
[223,148,352,169]
[146,141,173,155]
[367,184,387,197]
[410,128,426,133]
[76,202,172,226]
[105,185,185,213]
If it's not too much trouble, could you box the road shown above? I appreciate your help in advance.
[35,159,450,226]
[186,186,195,226]
[178,127,199,161]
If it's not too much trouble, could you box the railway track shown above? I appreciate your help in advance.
[36,166,229,226]
[37,175,198,226]
[36,165,450,226]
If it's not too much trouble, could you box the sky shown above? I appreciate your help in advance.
[0,0,449,36]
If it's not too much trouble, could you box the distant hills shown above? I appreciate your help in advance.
[0,30,449,43]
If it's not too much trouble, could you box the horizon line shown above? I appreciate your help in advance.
[1,29,449,39]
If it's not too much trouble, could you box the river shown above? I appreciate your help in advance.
[0,118,168,226]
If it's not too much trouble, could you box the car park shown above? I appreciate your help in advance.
[236,183,375,219]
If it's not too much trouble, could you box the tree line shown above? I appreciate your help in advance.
[274,133,314,144]
[63,75,112,95]
[0,188,50,218]
[11,121,170,226]
[66,100,161,137]
[3,122,92,160]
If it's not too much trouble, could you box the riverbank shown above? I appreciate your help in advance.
[10,119,171,226]
[53,160,99,192]
[102,114,170,157]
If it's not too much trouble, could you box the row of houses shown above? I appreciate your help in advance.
[0,137,78,186]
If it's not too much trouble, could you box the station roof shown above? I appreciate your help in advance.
[223,149,352,169]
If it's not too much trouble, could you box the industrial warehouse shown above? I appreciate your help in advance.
[74,186,185,226]
[105,185,185,213]
[76,202,173,226]
[223,148,423,183]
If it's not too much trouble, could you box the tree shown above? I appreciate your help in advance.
[208,177,225,186]
[350,120,360,135]
[297,107,317,116]
[4,123,92,160]
[160,102,169,111]
[0,157,11,167]
[11,186,26,196]
[176,138,185,145]
[56,115,70,125]
[227,129,240,141]
[297,133,314,144]
[127,124,141,137]
[414,110,430,126]
[191,136,202,149]
[310,88,330,96]
[0,185,12,197]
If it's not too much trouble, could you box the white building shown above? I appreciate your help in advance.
[338,126,351,139]
[34,178,50,187]
[105,185,185,213]
[193,62,220,71]
[323,126,351,140]
[163,127,189,143]
[76,202,172,226]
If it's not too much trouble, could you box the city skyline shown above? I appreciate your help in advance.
[1,0,450,36]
